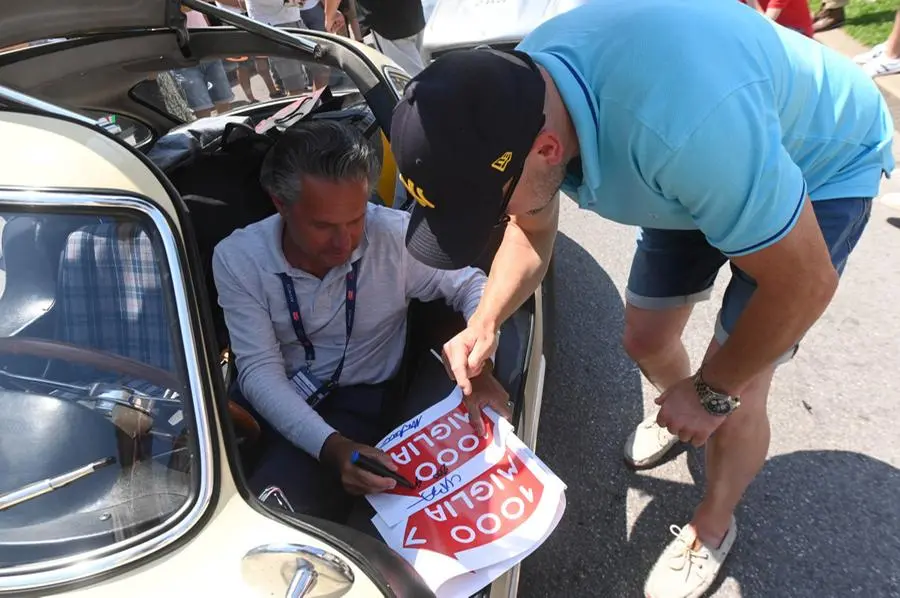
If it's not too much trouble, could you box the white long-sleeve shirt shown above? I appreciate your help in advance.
[212,204,486,459]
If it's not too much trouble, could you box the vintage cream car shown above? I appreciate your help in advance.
[0,1,552,597]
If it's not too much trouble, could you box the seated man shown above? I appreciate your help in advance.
[212,120,509,522]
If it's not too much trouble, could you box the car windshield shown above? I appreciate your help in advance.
[0,207,199,570]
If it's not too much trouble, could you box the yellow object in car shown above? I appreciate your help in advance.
[377,130,398,207]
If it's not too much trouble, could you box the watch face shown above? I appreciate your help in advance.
[694,373,738,416]
[702,393,736,416]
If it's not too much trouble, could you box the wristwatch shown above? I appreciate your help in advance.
[692,369,741,416]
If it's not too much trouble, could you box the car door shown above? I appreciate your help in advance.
[0,104,434,597]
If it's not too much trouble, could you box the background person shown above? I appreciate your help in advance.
[324,0,427,75]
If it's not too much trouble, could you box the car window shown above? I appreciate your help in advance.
[0,207,202,570]
[132,54,358,123]
[78,110,155,148]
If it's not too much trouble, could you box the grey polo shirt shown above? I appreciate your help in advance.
[212,204,486,458]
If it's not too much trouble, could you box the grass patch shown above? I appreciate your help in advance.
[843,0,896,48]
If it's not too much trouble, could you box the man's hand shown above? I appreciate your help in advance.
[655,376,727,447]
[441,321,499,396]
[462,363,511,436]
[320,433,397,495]
[325,9,346,33]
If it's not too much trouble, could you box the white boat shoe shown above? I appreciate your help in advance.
[644,517,738,598]
[624,411,679,469]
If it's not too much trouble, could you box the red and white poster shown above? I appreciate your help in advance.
[369,388,514,527]
[367,390,566,597]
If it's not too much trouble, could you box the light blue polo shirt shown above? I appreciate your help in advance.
[517,0,894,256]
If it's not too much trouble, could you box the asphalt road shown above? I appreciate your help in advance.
[517,192,900,598]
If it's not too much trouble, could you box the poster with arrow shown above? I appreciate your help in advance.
[367,391,566,597]
[367,388,514,527]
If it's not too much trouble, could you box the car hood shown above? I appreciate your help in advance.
[422,0,587,53]
[0,0,183,50]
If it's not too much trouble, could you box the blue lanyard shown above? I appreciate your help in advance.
[276,260,360,387]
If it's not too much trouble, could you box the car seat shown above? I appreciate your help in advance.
[52,220,260,452]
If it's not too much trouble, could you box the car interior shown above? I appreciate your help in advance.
[0,25,540,575]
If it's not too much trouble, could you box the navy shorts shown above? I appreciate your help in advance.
[626,197,872,362]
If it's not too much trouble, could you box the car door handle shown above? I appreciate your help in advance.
[242,543,355,598]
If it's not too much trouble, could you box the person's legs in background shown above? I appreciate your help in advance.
[298,4,334,90]
[227,57,258,102]
[812,0,847,32]
[857,11,900,77]
[253,57,284,97]
[270,21,313,94]
[172,65,219,118]
[368,29,426,76]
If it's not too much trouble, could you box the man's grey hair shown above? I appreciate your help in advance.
[260,120,382,205]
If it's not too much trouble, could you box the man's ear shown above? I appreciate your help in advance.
[270,194,287,215]
[532,130,565,167]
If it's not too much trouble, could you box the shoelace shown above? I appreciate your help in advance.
[666,525,709,581]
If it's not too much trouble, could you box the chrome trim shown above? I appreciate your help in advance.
[521,355,546,454]
[258,486,296,513]
[0,84,98,128]
[0,190,216,593]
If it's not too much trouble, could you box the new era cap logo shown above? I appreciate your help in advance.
[491,151,513,172]
[400,174,435,209]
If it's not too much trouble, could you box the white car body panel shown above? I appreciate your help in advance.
[422,0,589,58]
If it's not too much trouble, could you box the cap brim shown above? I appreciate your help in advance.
[404,188,500,270]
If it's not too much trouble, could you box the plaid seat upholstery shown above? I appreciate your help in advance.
[56,222,177,392]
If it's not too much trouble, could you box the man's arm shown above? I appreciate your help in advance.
[763,0,785,20]
[211,247,337,459]
[438,196,559,393]
[469,194,560,333]
[701,197,838,396]
[323,0,343,31]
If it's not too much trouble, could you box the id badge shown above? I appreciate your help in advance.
[289,365,326,403]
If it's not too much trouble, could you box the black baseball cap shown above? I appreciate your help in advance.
[391,48,546,270]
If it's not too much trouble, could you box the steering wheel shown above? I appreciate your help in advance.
[0,337,261,444]
[0,337,183,392]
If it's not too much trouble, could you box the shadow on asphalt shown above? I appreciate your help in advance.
[518,232,648,596]
[888,216,900,230]
[518,234,900,597]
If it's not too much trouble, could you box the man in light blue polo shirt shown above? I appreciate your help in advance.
[389,0,894,595]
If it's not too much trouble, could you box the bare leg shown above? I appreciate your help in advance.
[885,10,900,59]
[236,63,257,102]
[690,338,774,546]
[623,303,694,392]
[254,57,280,95]
[213,101,233,115]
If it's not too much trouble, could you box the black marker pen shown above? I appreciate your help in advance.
[350,451,415,489]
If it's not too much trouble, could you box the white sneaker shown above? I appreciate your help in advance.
[644,517,738,598]
[624,412,679,469]
[854,42,885,64]
[862,53,900,78]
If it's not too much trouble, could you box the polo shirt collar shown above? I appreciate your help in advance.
[526,50,602,204]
